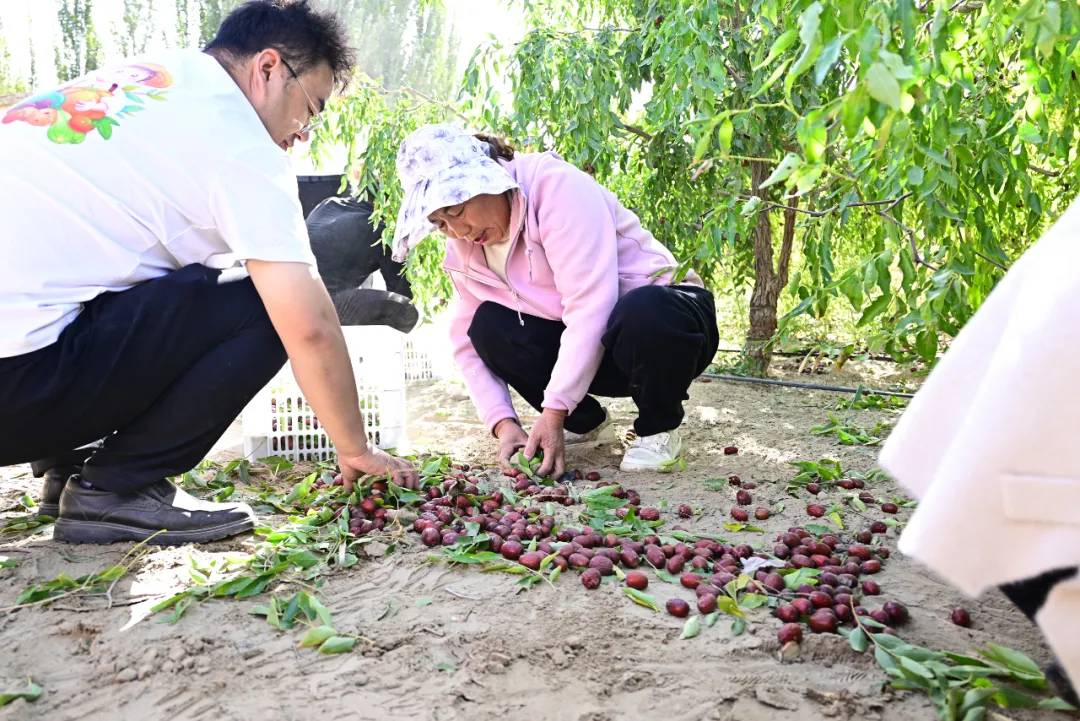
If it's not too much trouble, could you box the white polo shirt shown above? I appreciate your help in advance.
[0,49,316,358]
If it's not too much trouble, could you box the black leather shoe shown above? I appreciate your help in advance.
[37,468,77,518]
[53,477,256,546]
[1046,661,1080,708]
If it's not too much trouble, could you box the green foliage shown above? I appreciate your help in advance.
[56,0,104,81]
[0,680,42,707]
[850,615,1078,719]
[114,0,157,57]
[0,18,27,95]
[811,411,887,445]
[322,0,1080,371]
[322,0,461,99]
[312,76,457,319]
[195,0,241,49]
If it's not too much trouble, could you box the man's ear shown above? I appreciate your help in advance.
[251,49,282,97]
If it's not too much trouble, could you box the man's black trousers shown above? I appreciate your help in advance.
[468,284,719,437]
[0,264,286,493]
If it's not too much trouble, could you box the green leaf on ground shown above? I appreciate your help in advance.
[681,615,701,639]
[317,636,356,654]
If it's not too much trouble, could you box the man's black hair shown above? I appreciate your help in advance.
[205,0,356,88]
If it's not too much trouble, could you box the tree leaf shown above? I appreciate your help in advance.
[731,617,746,636]
[622,588,662,611]
[703,612,720,627]
[842,85,870,139]
[753,27,799,71]
[741,196,763,216]
[866,62,902,110]
[849,626,869,652]
[857,294,891,327]
[681,615,701,639]
[317,636,356,654]
[1018,122,1043,144]
[298,626,337,648]
[760,153,802,189]
[814,34,847,84]
[718,119,734,153]
[740,593,768,609]
[980,644,1042,676]
[415,597,434,607]
[991,684,1040,708]
[875,646,898,671]
[915,329,938,362]
[715,594,744,618]
[827,512,844,529]
[0,680,42,706]
[899,655,935,679]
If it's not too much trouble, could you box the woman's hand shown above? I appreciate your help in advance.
[338,448,419,491]
[525,408,567,479]
[495,418,529,472]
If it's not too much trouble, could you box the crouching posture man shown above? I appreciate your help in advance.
[0,0,417,545]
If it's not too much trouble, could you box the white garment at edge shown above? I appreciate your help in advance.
[0,49,315,358]
[879,196,1080,689]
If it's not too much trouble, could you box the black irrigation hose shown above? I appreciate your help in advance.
[700,373,916,399]
[713,348,901,363]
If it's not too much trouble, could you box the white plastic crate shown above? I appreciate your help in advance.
[241,326,407,462]
[404,319,455,383]
[405,338,435,382]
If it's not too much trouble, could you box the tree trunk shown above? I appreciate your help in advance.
[744,161,798,377]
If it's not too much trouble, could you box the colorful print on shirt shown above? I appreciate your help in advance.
[1,62,173,144]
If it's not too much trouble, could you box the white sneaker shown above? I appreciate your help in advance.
[620,429,683,471]
[564,410,617,448]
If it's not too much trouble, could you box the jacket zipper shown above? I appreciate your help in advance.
[446,265,557,324]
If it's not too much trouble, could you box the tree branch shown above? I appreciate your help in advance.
[877,211,939,271]
[777,198,798,286]
[761,192,913,217]
[1029,165,1061,178]
[616,120,653,142]
[974,250,1009,271]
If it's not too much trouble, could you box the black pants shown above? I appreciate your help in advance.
[0,264,287,493]
[1000,567,1078,623]
[468,285,719,437]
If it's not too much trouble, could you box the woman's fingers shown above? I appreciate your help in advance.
[523,430,540,462]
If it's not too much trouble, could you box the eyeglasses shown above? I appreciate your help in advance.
[280,57,324,135]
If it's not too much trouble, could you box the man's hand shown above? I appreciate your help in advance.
[338,448,419,491]
[495,418,529,472]
[525,408,567,479]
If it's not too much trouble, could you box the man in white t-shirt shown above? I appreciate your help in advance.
[0,0,418,545]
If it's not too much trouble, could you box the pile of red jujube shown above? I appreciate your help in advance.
[315,461,958,642]
[314,475,393,537]
[409,468,620,552]
[768,524,909,646]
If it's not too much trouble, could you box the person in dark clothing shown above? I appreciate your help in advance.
[297,173,348,218]
[0,1,418,546]
[306,196,419,333]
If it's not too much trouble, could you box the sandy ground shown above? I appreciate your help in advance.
[0,361,1065,721]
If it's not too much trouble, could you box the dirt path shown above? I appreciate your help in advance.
[0,366,1062,721]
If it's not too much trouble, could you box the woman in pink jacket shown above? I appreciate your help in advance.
[392,124,719,476]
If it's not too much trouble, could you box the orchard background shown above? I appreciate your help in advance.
[1,2,1080,720]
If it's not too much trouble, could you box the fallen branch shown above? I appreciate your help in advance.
[443,587,481,601]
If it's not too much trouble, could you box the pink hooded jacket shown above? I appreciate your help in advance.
[444,150,704,433]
